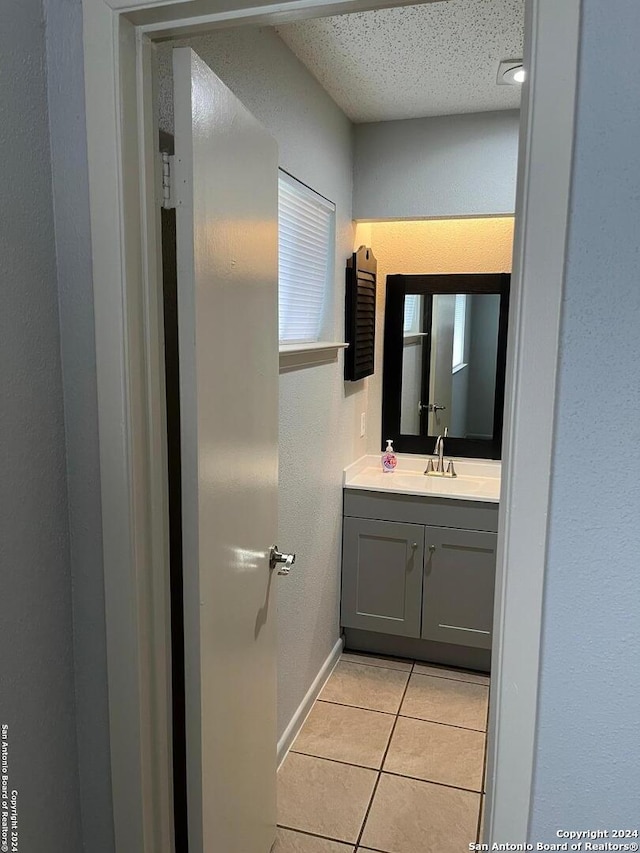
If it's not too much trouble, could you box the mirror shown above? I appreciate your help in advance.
[383,274,509,459]
[400,292,501,438]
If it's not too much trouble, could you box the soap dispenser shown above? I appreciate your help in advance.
[382,439,397,473]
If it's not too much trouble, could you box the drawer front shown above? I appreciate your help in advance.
[341,517,424,638]
[344,489,499,533]
[422,526,497,650]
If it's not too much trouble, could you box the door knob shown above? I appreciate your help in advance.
[419,402,447,414]
[269,545,296,576]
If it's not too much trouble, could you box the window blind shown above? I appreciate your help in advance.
[403,294,420,334]
[278,172,335,344]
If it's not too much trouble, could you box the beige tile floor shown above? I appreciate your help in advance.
[276,651,489,853]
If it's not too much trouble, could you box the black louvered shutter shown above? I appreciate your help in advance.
[344,246,376,381]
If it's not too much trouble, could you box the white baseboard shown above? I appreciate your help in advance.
[277,635,344,769]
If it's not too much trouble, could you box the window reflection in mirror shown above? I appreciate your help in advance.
[401,293,500,439]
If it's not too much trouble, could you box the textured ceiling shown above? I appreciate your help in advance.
[275,0,524,123]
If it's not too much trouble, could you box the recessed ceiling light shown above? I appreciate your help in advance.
[497,60,526,86]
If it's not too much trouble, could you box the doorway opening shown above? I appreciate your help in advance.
[158,3,521,849]
[81,0,581,847]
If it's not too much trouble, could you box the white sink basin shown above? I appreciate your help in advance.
[343,454,501,503]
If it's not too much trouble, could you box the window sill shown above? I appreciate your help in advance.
[279,341,348,372]
[403,333,429,345]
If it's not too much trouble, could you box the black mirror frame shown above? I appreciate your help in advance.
[381,273,510,460]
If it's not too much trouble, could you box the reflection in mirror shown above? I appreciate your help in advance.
[401,293,500,439]
[383,273,509,459]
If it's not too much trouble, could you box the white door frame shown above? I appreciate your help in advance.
[80,0,581,849]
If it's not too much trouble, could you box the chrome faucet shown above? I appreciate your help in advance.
[424,427,456,477]
[434,433,445,472]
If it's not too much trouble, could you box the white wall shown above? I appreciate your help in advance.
[354,111,520,220]
[157,27,366,738]
[530,0,640,834]
[0,0,83,848]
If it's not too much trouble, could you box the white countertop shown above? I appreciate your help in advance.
[343,454,501,503]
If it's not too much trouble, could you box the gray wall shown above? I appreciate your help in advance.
[450,365,469,437]
[0,0,83,848]
[7,0,638,841]
[530,0,640,834]
[43,0,115,849]
[465,294,499,439]
[354,111,520,220]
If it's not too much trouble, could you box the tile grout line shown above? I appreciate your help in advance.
[317,697,488,733]
[410,672,491,692]
[288,750,484,796]
[342,656,488,686]
[397,711,487,733]
[370,768,484,797]
[353,663,414,851]
[340,656,414,672]
[287,751,377,772]
[316,698,397,717]
[477,682,492,843]
[277,823,358,847]
[476,740,488,845]
[410,671,490,686]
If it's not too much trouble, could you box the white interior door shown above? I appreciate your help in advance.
[173,47,279,853]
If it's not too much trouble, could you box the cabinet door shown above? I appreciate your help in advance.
[342,518,424,638]
[422,526,497,649]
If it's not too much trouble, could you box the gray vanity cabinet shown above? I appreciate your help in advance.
[341,517,425,638]
[341,490,499,659]
[422,526,497,650]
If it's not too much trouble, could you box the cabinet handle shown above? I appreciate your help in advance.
[428,544,436,553]
[411,542,418,549]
